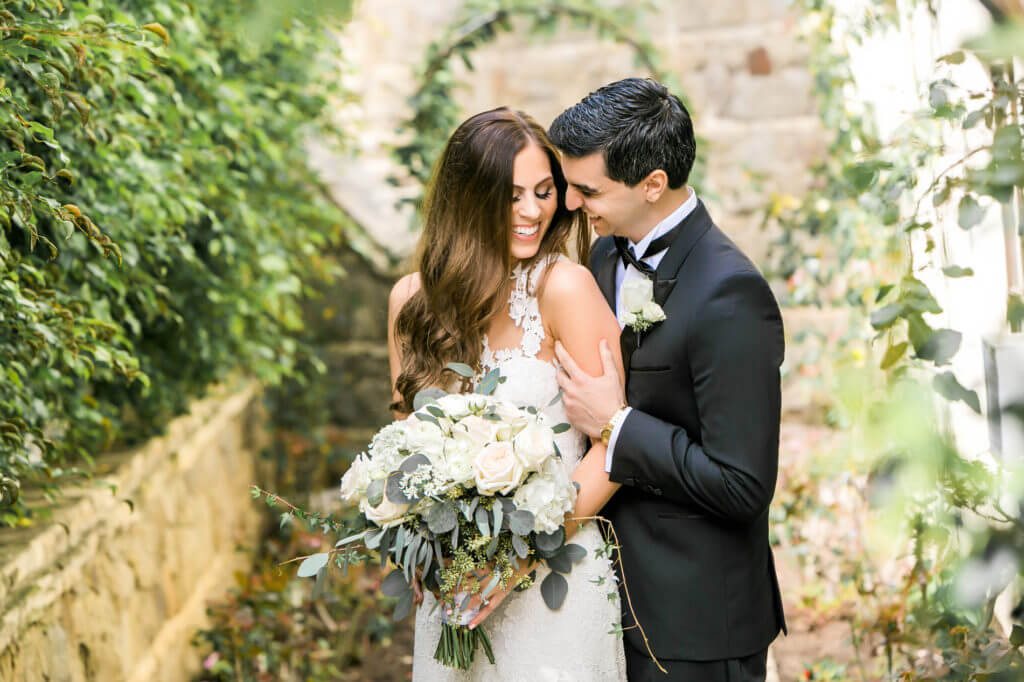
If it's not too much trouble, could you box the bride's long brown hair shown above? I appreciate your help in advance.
[392,107,588,412]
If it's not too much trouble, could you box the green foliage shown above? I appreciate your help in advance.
[389,0,704,214]
[0,0,353,523]
[766,1,1024,678]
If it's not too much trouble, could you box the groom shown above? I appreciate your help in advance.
[549,78,786,681]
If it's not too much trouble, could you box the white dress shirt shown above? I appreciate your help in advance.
[605,189,697,473]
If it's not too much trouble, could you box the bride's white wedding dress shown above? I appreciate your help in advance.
[412,255,628,681]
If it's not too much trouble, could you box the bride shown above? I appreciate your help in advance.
[387,107,628,681]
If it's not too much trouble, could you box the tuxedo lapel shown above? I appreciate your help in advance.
[653,277,676,307]
[620,324,638,372]
[652,199,714,306]
[595,241,618,311]
[595,243,638,370]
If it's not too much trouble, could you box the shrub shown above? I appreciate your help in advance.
[0,0,353,523]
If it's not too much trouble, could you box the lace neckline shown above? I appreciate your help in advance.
[480,256,558,374]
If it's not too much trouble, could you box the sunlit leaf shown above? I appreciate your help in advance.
[915,329,962,365]
[141,22,171,46]
[933,371,980,414]
[941,265,974,278]
[957,195,986,230]
[296,552,329,578]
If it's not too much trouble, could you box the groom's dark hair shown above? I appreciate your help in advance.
[548,77,695,189]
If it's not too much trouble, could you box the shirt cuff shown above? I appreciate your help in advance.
[604,407,632,473]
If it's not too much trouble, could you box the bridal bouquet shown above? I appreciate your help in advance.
[331,366,587,669]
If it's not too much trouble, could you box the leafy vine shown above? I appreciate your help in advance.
[765,0,1024,677]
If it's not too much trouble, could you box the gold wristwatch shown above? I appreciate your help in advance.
[600,406,629,445]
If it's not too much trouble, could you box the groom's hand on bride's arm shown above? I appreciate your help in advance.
[554,339,624,439]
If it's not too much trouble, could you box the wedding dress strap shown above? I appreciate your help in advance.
[480,254,564,372]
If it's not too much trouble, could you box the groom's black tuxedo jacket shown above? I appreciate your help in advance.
[591,200,786,663]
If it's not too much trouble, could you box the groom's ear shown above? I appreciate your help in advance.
[641,169,669,203]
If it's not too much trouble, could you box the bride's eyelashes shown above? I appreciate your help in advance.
[512,190,553,203]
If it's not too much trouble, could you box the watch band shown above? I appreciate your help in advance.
[601,406,629,445]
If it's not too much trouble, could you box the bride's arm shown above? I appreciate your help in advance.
[387,273,421,420]
[538,261,624,532]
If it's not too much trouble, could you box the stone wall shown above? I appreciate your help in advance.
[0,384,266,682]
[311,0,834,412]
[318,0,824,267]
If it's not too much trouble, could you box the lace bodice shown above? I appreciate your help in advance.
[480,256,553,372]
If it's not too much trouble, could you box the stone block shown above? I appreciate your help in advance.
[747,46,773,75]
[701,118,825,206]
[724,67,815,120]
[457,40,645,128]
[645,0,794,32]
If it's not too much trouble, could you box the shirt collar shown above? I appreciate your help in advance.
[629,187,698,254]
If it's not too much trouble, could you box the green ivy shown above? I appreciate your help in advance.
[0,0,355,523]
[764,1,1024,677]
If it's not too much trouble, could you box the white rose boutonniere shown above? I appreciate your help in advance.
[620,278,666,333]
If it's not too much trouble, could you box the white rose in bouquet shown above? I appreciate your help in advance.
[439,438,477,486]
[513,460,577,533]
[473,441,525,496]
[435,394,474,420]
[512,421,556,471]
[494,401,529,428]
[495,405,529,441]
[339,453,370,501]
[360,495,410,528]
[454,415,500,448]
[621,278,654,313]
[368,422,409,467]
[405,418,446,460]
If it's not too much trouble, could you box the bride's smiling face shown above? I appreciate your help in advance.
[509,142,557,262]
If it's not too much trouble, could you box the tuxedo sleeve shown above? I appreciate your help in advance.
[609,271,784,523]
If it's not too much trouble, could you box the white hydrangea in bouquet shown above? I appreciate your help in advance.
[323,364,587,669]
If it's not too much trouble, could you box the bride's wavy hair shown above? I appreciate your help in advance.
[392,107,588,413]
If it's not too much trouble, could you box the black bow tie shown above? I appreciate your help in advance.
[613,224,680,280]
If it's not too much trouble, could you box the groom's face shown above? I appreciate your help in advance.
[560,152,647,240]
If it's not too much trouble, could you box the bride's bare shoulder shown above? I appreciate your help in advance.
[389,272,422,314]
[538,258,601,305]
